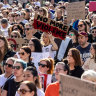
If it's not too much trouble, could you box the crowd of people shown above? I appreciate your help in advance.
[0,0,96,96]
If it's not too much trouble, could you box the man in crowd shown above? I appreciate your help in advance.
[77,32,91,63]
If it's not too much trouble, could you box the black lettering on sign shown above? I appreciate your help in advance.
[50,20,55,26]
[43,17,48,23]
[37,15,43,21]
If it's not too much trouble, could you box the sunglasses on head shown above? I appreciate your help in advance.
[4,63,13,68]
[11,35,18,38]
[18,88,30,94]
[12,66,21,70]
[77,24,84,28]
[18,52,25,55]
[38,63,48,67]
[92,31,96,33]
[25,28,30,31]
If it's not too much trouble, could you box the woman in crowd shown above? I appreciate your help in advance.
[18,46,35,67]
[0,35,16,74]
[38,58,54,91]
[21,66,44,96]
[91,14,96,27]
[2,59,27,96]
[81,70,96,83]
[9,24,25,38]
[68,29,79,47]
[41,33,58,59]
[28,38,42,52]
[54,9,63,22]
[10,31,21,38]
[39,7,48,17]
[83,43,96,71]
[18,81,37,96]
[67,48,84,78]
[77,20,87,33]
[45,62,69,96]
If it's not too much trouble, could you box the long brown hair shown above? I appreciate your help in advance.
[69,48,82,66]
[0,35,11,62]
[40,58,54,74]
[91,43,96,63]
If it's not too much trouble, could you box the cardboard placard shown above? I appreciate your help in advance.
[89,1,96,12]
[60,74,96,96]
[7,38,29,52]
[33,14,68,40]
[67,1,85,24]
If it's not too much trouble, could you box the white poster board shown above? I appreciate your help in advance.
[60,74,96,96]
[31,52,50,69]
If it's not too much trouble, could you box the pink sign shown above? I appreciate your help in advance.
[89,1,96,12]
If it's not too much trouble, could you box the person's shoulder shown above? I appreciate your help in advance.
[47,82,59,88]
[0,74,5,78]
[37,88,45,96]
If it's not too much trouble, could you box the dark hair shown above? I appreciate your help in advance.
[1,18,8,24]
[12,24,24,36]
[78,20,87,33]
[0,35,11,62]
[21,81,37,96]
[91,43,96,63]
[69,28,78,43]
[69,48,82,66]
[31,38,42,52]
[20,46,32,63]
[24,66,41,88]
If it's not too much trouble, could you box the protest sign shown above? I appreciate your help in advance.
[89,1,96,12]
[67,1,85,24]
[7,38,29,52]
[31,52,50,69]
[33,14,68,40]
[60,74,96,96]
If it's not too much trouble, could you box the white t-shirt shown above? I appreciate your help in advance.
[0,74,7,88]
[42,45,56,59]
[34,1,41,7]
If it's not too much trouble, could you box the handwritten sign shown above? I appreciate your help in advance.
[7,38,29,52]
[33,14,68,40]
[89,1,96,12]
[60,74,96,96]
[67,1,85,24]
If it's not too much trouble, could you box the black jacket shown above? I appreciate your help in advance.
[69,66,84,78]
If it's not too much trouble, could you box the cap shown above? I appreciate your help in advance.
[78,32,88,37]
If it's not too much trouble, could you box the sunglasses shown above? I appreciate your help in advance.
[69,34,75,36]
[39,10,43,12]
[11,35,18,38]
[12,66,21,70]
[92,31,96,33]
[13,28,18,30]
[25,28,31,31]
[4,63,13,68]
[18,52,25,55]
[38,63,48,67]
[14,15,19,17]
[18,88,30,94]
[77,24,84,28]
[55,68,64,72]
